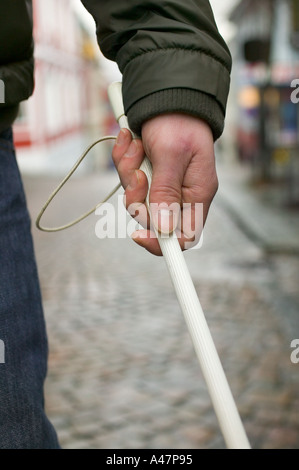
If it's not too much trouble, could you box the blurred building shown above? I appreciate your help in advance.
[13,0,111,175]
[230,0,299,205]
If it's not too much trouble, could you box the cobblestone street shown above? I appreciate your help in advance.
[23,160,299,450]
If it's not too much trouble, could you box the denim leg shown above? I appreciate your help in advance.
[0,128,60,449]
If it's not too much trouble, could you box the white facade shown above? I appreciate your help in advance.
[271,0,299,83]
[14,0,110,175]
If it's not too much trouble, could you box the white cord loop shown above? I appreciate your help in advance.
[35,135,121,232]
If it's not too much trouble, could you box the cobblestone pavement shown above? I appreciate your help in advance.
[23,161,299,450]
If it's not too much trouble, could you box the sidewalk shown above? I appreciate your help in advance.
[216,161,299,254]
[24,158,299,450]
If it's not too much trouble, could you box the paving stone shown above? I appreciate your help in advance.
[22,161,299,449]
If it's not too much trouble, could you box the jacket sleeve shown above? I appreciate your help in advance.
[81,0,232,140]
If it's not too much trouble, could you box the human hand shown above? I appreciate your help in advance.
[112,113,218,256]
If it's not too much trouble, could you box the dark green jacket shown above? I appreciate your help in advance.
[81,0,232,139]
[0,0,231,140]
[0,0,34,133]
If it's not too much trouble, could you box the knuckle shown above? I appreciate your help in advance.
[210,173,219,197]
[161,136,193,159]
[151,182,181,205]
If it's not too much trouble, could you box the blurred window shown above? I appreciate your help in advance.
[291,0,299,48]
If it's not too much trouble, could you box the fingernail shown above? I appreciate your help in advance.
[116,129,127,145]
[126,170,140,191]
[124,140,137,157]
[131,231,147,242]
[153,209,177,235]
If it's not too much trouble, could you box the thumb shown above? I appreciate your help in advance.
[148,154,185,236]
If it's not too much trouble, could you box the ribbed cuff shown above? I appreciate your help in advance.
[126,88,225,141]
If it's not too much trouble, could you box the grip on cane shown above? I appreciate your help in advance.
[108,81,153,197]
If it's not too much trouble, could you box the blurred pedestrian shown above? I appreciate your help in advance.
[0,0,231,448]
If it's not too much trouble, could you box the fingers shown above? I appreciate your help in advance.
[112,129,150,229]
[124,169,150,229]
[131,222,202,256]
[112,129,144,189]
[112,116,217,258]
[123,168,203,252]
[141,114,192,236]
[130,198,204,257]
[148,160,183,236]
[131,230,162,256]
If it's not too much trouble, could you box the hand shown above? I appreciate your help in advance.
[112,113,218,256]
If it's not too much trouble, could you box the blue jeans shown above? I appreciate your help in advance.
[0,128,60,449]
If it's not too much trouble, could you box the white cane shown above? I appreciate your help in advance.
[108,81,251,450]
